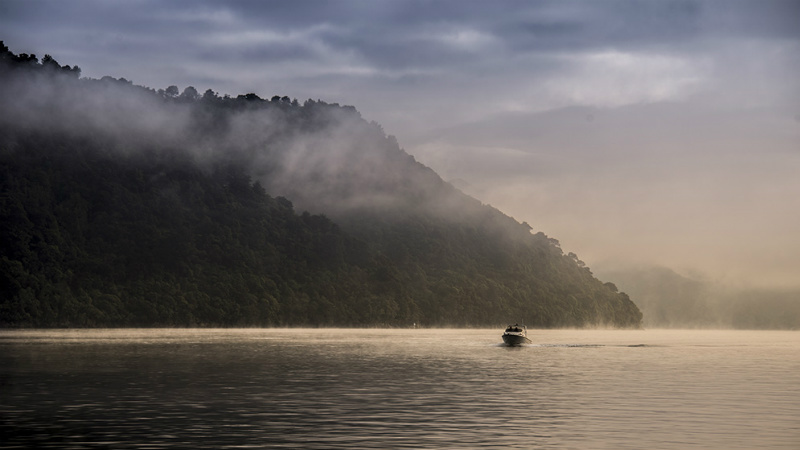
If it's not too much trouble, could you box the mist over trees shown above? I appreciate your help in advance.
[595,266,800,329]
[0,42,642,328]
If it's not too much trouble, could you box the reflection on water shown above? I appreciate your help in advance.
[1,329,798,449]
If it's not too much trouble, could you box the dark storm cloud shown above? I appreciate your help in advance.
[3,0,795,88]
[196,0,697,68]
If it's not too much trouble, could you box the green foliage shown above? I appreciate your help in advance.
[0,43,642,328]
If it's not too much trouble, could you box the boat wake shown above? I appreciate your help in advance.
[499,343,651,348]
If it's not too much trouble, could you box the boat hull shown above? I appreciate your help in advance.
[502,333,531,346]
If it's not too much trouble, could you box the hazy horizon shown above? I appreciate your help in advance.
[2,0,798,289]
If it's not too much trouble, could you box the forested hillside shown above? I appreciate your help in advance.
[0,42,642,328]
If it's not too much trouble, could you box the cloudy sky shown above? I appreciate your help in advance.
[3,0,799,288]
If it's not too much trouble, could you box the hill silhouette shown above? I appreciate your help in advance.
[0,42,641,328]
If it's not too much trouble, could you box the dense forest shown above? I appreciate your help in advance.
[0,42,642,328]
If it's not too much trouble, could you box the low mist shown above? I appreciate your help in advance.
[408,102,800,328]
[0,63,440,221]
[594,264,800,329]
[3,45,794,329]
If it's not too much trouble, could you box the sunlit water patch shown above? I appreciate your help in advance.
[1,329,798,449]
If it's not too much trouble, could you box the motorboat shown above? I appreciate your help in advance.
[502,324,531,346]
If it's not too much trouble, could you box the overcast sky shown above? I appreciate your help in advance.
[3,0,799,288]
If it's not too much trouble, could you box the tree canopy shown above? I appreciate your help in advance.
[0,42,642,328]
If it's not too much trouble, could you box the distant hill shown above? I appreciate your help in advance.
[0,42,642,328]
[595,265,800,329]
[592,266,716,328]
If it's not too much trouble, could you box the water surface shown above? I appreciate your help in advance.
[1,329,798,449]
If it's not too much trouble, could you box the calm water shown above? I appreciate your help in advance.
[1,329,798,449]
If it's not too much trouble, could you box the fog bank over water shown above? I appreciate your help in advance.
[591,264,800,329]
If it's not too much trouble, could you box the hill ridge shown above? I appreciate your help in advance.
[0,42,642,328]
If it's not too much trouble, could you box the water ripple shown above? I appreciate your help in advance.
[1,329,799,449]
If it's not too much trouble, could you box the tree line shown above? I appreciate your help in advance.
[0,42,642,328]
